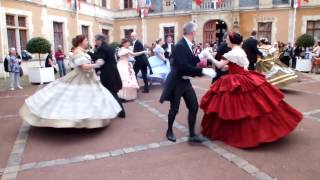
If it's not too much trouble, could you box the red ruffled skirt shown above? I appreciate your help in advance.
[200,71,303,148]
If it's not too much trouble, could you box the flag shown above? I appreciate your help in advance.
[291,0,308,8]
[195,0,203,6]
[145,0,151,7]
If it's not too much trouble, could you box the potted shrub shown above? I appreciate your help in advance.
[26,37,55,84]
[295,34,315,72]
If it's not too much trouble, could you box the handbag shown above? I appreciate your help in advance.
[19,67,24,77]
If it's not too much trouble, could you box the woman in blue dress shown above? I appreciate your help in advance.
[146,38,171,84]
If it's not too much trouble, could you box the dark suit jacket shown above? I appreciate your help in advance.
[160,38,203,103]
[133,40,148,67]
[242,37,263,65]
[215,41,231,61]
[162,43,174,59]
[94,43,122,93]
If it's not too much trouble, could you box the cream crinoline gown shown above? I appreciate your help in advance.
[19,52,121,128]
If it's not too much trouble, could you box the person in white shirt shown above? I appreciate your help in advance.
[162,36,175,59]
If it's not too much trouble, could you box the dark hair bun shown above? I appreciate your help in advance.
[120,38,131,47]
[72,35,86,48]
[228,32,243,45]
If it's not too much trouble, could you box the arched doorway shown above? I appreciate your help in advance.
[203,20,228,45]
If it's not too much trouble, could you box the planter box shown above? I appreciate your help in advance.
[28,67,55,84]
[296,58,312,72]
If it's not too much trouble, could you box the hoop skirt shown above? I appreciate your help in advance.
[201,62,303,148]
[117,48,139,101]
[256,47,299,88]
[19,53,122,128]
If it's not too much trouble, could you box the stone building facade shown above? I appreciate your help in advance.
[0,0,320,64]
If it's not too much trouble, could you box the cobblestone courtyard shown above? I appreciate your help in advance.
[0,74,320,180]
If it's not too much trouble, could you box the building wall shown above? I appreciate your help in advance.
[239,9,290,42]
[295,7,320,40]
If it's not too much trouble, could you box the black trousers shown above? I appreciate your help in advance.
[110,91,125,113]
[168,80,198,137]
[212,69,228,84]
[291,57,297,69]
[134,63,149,91]
[248,62,256,70]
[281,56,290,67]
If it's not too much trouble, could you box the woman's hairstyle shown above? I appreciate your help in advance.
[318,41,320,46]
[228,32,243,45]
[155,38,162,44]
[72,35,86,48]
[120,38,131,47]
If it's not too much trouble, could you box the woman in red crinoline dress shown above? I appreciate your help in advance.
[201,32,303,148]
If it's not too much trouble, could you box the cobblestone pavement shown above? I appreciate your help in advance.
[0,74,320,180]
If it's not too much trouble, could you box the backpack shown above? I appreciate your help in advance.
[4,57,9,72]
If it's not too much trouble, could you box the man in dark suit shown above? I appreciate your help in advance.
[162,36,175,59]
[160,22,215,144]
[242,30,263,70]
[94,34,125,118]
[131,32,153,93]
[211,32,231,84]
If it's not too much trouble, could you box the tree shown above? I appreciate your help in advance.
[26,37,51,67]
[296,34,315,49]
[109,42,120,50]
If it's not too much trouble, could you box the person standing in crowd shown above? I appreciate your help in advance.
[212,32,231,84]
[292,43,302,69]
[281,43,293,67]
[311,41,320,74]
[131,32,153,93]
[19,35,121,128]
[162,36,174,59]
[5,48,23,90]
[117,38,147,101]
[45,50,57,74]
[55,45,66,77]
[94,34,126,118]
[242,30,263,70]
[160,22,215,143]
[200,32,302,148]
[67,47,75,71]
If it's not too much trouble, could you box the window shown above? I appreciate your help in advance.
[307,20,320,41]
[124,29,133,39]
[81,25,89,40]
[165,0,171,6]
[19,30,27,51]
[18,16,26,27]
[124,0,133,9]
[273,0,289,5]
[6,15,15,26]
[102,29,109,36]
[53,22,64,51]
[5,14,28,52]
[258,22,272,42]
[240,0,259,7]
[164,26,175,42]
[101,0,107,7]
[7,29,16,50]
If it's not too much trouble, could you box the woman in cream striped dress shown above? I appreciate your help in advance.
[19,35,121,128]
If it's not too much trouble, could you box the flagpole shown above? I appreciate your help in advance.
[292,1,297,44]
[75,0,79,34]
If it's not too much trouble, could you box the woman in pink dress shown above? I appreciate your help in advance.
[117,38,148,101]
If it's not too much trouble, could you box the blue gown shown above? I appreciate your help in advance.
[138,46,170,84]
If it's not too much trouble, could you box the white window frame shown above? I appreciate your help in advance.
[159,23,178,43]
